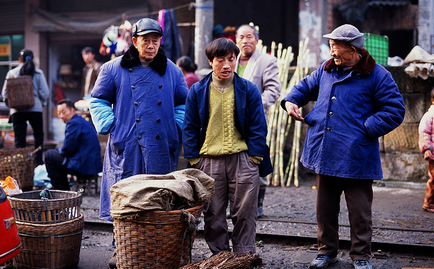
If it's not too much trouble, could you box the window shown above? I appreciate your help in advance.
[0,35,25,97]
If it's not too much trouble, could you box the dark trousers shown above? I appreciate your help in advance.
[199,152,259,254]
[44,149,71,190]
[316,174,373,261]
[424,159,434,210]
[11,112,44,166]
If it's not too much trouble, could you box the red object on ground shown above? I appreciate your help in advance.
[0,187,20,264]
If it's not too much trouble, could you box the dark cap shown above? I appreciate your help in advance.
[132,18,163,37]
[81,46,94,54]
[323,24,364,50]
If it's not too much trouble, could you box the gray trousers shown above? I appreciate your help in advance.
[316,174,373,261]
[198,152,259,254]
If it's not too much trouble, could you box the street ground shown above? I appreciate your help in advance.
[77,174,434,269]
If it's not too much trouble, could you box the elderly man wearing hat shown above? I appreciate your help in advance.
[281,24,405,269]
[89,18,188,268]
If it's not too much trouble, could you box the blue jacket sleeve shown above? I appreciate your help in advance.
[173,63,189,107]
[281,66,321,110]
[245,83,268,158]
[182,85,201,159]
[60,120,80,157]
[89,97,114,135]
[174,104,185,132]
[364,70,405,139]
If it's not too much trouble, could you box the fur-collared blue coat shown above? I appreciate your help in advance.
[90,47,188,221]
[281,49,405,179]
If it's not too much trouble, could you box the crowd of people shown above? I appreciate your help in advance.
[2,16,419,269]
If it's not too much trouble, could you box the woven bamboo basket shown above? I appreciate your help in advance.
[8,190,82,224]
[0,147,36,191]
[113,204,203,269]
[5,75,35,110]
[13,213,84,269]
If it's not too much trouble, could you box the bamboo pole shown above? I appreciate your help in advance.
[293,114,301,187]
[282,38,309,187]
[259,37,320,187]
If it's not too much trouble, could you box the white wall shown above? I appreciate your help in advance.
[418,0,434,53]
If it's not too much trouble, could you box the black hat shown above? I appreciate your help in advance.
[132,18,163,37]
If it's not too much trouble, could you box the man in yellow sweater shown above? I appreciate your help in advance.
[183,38,272,254]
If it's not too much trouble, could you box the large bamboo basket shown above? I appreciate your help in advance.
[5,75,35,110]
[113,204,203,269]
[13,214,84,269]
[8,190,82,224]
[0,147,36,191]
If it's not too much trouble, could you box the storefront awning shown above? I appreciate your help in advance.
[31,7,151,33]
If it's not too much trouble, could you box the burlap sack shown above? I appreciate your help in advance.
[110,168,215,219]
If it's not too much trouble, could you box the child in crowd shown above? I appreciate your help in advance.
[418,87,434,213]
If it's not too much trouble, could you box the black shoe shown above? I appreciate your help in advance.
[257,205,264,218]
[309,254,338,269]
[109,252,117,269]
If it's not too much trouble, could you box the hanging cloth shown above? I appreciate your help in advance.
[158,9,166,46]
[161,9,182,62]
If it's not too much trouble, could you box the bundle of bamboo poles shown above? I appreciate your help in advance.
[264,38,310,187]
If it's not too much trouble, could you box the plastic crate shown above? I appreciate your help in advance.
[364,33,389,65]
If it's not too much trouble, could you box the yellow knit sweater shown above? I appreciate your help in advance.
[199,75,248,156]
[188,73,262,166]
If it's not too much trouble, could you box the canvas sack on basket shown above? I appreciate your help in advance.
[5,76,35,110]
[110,169,215,269]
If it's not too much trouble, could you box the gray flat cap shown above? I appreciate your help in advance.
[323,24,364,50]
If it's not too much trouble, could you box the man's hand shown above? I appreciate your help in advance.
[285,101,304,122]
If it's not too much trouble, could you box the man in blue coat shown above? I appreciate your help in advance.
[89,18,188,222]
[90,18,188,268]
[282,25,405,269]
[45,99,102,190]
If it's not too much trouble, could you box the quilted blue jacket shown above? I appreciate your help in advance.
[89,47,188,221]
[60,114,102,175]
[281,49,405,179]
[183,72,272,176]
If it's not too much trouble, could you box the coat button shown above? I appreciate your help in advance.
[158,101,162,106]
[131,85,136,89]
[326,127,332,132]
[134,101,139,106]
[156,135,160,140]
[137,135,142,140]
[329,111,334,117]
[129,68,133,73]
[157,119,161,123]
[159,85,162,89]
[136,118,141,123]
[331,96,337,101]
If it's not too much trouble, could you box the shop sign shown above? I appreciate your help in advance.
[0,44,10,56]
